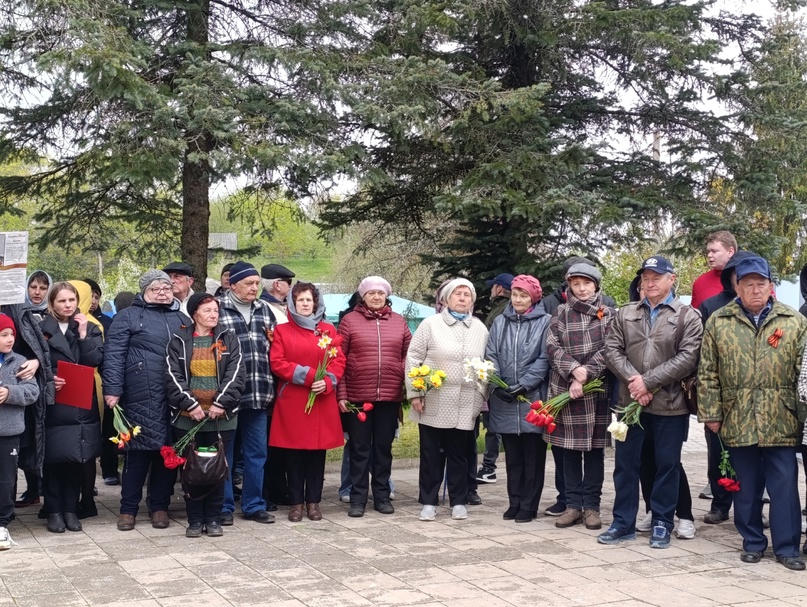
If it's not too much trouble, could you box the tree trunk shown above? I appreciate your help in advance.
[181,0,211,287]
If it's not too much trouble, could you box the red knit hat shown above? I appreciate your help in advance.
[511,275,543,304]
[0,313,16,336]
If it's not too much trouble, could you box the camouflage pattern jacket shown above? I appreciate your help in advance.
[698,300,807,448]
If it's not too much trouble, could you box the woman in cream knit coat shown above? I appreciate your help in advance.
[407,278,488,522]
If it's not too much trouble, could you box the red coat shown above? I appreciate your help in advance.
[336,304,412,402]
[269,317,346,450]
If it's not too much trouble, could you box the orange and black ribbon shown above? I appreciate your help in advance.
[767,328,784,348]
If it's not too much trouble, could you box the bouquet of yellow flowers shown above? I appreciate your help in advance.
[408,364,446,396]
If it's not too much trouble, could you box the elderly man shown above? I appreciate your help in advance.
[599,255,702,548]
[700,256,807,570]
[260,263,295,323]
[217,261,276,524]
[163,261,195,315]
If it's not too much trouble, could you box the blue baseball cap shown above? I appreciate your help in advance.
[636,255,675,276]
[735,256,772,282]
[485,273,514,290]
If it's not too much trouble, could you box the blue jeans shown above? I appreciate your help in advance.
[222,408,267,515]
[730,445,801,557]
[612,412,688,533]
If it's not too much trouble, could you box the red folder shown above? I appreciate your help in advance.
[56,361,95,410]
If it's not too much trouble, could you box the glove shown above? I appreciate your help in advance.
[492,387,515,402]
[506,383,525,397]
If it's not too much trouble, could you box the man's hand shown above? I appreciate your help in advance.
[637,392,653,406]
[104,395,120,409]
[706,421,721,434]
[16,359,39,380]
[0,387,8,404]
[411,397,424,413]
[627,375,649,398]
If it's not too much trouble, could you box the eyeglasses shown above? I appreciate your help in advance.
[149,286,172,294]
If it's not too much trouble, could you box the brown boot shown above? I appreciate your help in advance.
[555,508,582,528]
[288,504,304,523]
[151,510,170,529]
[306,502,322,521]
[583,509,602,530]
[117,514,136,531]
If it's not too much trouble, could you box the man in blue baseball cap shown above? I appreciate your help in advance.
[700,255,807,569]
[599,255,702,549]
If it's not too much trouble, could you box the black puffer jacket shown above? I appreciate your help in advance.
[1,304,53,473]
[40,315,104,464]
[165,325,245,421]
[102,296,190,451]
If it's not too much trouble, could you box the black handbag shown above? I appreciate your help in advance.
[181,433,229,499]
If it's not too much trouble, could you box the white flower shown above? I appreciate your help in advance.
[607,420,629,442]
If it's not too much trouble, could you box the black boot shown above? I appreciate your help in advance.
[47,513,66,533]
[63,512,82,532]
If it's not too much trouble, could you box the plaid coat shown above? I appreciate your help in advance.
[544,293,613,451]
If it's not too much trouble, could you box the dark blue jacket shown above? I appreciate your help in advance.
[102,296,189,450]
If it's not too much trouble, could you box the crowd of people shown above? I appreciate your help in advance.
[1,233,806,573]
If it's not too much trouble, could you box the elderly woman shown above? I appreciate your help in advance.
[269,282,346,522]
[39,281,104,533]
[102,270,190,531]
[337,276,411,517]
[166,292,245,538]
[407,278,488,522]
[544,264,613,531]
[486,275,551,523]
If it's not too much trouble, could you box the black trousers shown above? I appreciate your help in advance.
[100,407,119,478]
[0,435,19,526]
[120,450,178,516]
[563,447,605,511]
[174,429,234,525]
[501,433,547,512]
[467,416,479,493]
[418,425,470,507]
[345,401,399,505]
[551,444,566,505]
[640,431,693,520]
[284,448,326,504]
[264,414,290,505]
[43,462,82,515]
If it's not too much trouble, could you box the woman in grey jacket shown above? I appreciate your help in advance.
[485,275,551,523]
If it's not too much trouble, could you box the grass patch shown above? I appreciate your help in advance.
[325,421,490,463]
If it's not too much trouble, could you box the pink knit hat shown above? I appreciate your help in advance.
[510,275,542,304]
[358,276,392,298]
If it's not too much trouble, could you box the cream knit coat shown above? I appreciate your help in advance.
[407,309,489,431]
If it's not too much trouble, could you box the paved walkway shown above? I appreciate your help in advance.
[3,419,807,607]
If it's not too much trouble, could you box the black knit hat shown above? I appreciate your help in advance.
[187,292,219,318]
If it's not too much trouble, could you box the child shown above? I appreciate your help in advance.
[0,313,40,549]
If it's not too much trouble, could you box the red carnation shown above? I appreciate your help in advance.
[717,477,740,492]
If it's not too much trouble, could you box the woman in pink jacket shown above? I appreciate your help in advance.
[337,277,411,517]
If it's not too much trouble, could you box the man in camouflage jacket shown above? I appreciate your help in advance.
[698,255,807,570]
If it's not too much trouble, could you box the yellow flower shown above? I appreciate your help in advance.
[328,347,338,357]
[418,365,431,376]
[132,426,142,436]
[430,376,442,388]
[435,370,446,379]
[412,378,426,390]
[317,335,333,349]
[109,436,119,444]
[408,368,419,378]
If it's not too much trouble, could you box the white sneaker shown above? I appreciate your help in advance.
[0,527,16,550]
[802,518,806,534]
[339,494,350,503]
[389,492,395,500]
[452,505,468,520]
[419,505,437,521]
[676,518,696,539]
[636,511,653,532]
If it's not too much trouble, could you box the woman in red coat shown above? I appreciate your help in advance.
[269,282,346,522]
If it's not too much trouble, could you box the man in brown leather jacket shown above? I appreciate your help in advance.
[597,255,702,548]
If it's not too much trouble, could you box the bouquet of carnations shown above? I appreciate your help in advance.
[525,378,605,433]
[160,418,209,469]
[717,435,740,492]
[306,330,343,413]
[408,365,446,396]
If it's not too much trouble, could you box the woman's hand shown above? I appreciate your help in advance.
[54,375,66,391]
[16,359,40,380]
[311,379,327,394]
[189,406,206,421]
[338,399,349,413]
[411,397,424,413]
[208,405,226,420]
[0,387,8,404]
[571,366,588,384]
[569,379,584,400]
[74,313,88,339]
[104,395,120,409]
